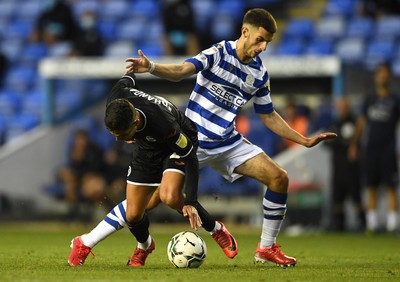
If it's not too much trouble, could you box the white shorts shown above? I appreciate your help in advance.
[197,138,263,182]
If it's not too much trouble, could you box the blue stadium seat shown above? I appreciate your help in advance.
[55,90,84,118]
[22,91,43,117]
[375,16,400,39]
[0,1,16,21]
[20,42,48,66]
[4,66,37,93]
[323,0,356,18]
[5,21,32,40]
[72,0,100,17]
[392,59,400,77]
[283,18,314,40]
[0,38,23,64]
[315,16,346,40]
[99,0,129,22]
[306,38,334,55]
[137,42,163,57]
[116,17,148,42]
[0,90,21,117]
[98,21,117,42]
[275,38,306,55]
[216,0,244,22]
[104,41,135,58]
[5,113,40,142]
[346,17,374,39]
[130,0,160,18]
[365,39,396,69]
[47,42,72,58]
[191,0,215,34]
[335,37,365,63]
[210,13,237,42]
[14,0,43,22]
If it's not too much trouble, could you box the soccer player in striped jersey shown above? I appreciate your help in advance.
[126,8,336,267]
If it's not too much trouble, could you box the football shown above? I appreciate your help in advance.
[167,231,207,268]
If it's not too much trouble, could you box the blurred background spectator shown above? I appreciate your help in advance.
[282,100,310,149]
[69,9,105,57]
[29,0,78,47]
[357,0,400,18]
[161,0,200,56]
[324,97,365,232]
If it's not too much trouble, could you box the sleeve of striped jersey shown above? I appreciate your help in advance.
[253,81,274,114]
[185,43,221,72]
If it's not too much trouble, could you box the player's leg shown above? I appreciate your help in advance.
[382,151,398,232]
[161,158,238,258]
[125,183,157,267]
[234,152,296,267]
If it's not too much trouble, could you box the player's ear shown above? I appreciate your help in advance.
[242,25,249,38]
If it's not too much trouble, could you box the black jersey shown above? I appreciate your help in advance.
[106,73,199,203]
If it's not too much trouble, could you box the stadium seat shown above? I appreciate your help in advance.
[191,0,215,34]
[392,59,400,76]
[98,21,118,42]
[5,112,40,142]
[4,66,37,93]
[0,90,21,117]
[323,0,356,18]
[306,38,334,55]
[22,91,43,117]
[283,18,314,40]
[72,0,100,18]
[216,0,244,22]
[104,41,135,58]
[5,21,32,40]
[375,16,400,39]
[210,13,237,42]
[335,37,365,63]
[0,1,16,21]
[116,17,148,42]
[14,0,43,22]
[365,39,396,70]
[98,0,130,22]
[275,38,306,55]
[137,42,163,58]
[130,0,160,18]
[19,42,48,66]
[346,17,374,39]
[47,42,72,58]
[0,38,23,64]
[315,16,346,41]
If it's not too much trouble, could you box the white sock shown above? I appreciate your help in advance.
[137,235,152,250]
[209,221,222,234]
[81,200,128,248]
[387,211,398,232]
[260,189,287,249]
[366,210,378,231]
[81,220,117,248]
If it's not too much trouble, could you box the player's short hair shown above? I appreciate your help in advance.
[243,8,277,34]
[104,98,134,132]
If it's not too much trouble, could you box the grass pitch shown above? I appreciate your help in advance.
[0,222,399,281]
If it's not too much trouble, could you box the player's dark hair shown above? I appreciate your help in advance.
[243,8,277,34]
[104,98,134,132]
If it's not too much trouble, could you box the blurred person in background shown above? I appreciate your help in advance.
[282,101,310,149]
[69,9,105,57]
[58,128,109,220]
[161,0,200,56]
[325,97,365,232]
[29,0,77,46]
[357,0,400,18]
[349,62,400,234]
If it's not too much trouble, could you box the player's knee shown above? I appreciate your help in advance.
[125,208,144,223]
[160,191,182,209]
[268,169,288,191]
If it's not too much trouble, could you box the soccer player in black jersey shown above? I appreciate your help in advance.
[68,72,237,267]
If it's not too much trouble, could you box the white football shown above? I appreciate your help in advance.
[167,231,207,268]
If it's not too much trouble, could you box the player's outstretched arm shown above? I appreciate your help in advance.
[125,50,196,82]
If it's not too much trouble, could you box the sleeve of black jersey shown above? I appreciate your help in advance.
[106,73,138,104]
[166,127,199,204]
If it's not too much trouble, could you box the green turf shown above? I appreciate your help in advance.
[0,222,399,281]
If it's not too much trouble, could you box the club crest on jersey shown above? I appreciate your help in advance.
[146,136,157,142]
[175,133,188,148]
[245,74,255,86]
[203,46,218,55]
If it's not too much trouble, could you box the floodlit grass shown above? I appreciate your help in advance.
[0,222,399,281]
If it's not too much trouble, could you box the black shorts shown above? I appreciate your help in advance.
[362,149,398,188]
[126,148,185,186]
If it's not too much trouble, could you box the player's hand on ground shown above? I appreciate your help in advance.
[304,132,337,148]
[182,205,202,230]
[125,50,150,74]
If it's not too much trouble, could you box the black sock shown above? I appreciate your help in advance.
[128,213,150,243]
[193,202,216,232]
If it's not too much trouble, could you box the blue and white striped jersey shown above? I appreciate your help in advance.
[185,40,274,151]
